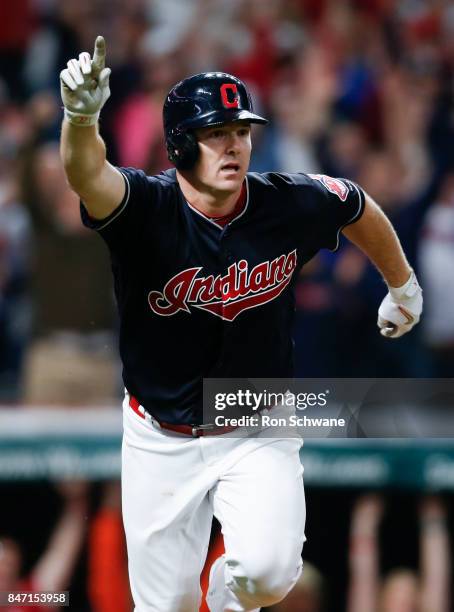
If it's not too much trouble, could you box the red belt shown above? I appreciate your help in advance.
[129,395,238,437]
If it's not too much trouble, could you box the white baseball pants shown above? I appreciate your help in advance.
[121,393,306,612]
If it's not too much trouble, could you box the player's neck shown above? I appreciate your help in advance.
[176,171,243,217]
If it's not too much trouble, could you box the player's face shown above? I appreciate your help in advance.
[194,121,252,194]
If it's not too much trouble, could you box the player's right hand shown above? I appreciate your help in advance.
[60,36,111,126]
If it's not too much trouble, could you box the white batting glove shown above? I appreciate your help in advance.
[60,36,111,126]
[377,270,423,339]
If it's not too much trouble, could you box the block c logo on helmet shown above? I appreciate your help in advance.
[220,83,240,109]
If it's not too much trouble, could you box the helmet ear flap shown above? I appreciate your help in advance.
[166,129,199,170]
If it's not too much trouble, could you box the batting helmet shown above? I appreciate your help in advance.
[163,72,268,170]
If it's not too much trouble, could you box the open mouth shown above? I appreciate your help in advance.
[220,163,240,173]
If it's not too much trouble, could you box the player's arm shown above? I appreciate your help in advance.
[342,192,423,338]
[342,194,410,287]
[60,36,125,220]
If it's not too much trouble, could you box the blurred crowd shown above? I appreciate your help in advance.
[1,0,454,403]
[1,485,452,612]
[266,493,452,612]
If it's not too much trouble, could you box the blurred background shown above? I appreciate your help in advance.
[0,0,453,610]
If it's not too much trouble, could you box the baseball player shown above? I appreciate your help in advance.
[59,37,423,612]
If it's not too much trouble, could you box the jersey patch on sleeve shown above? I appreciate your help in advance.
[308,174,349,202]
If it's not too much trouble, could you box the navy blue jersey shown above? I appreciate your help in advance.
[81,168,364,424]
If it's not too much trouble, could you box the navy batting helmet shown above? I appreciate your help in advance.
[163,72,268,170]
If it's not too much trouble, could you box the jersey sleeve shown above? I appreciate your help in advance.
[80,167,157,255]
[295,173,365,252]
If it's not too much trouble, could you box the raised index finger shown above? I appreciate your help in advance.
[92,36,106,74]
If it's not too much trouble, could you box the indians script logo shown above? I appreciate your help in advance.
[148,250,298,322]
[308,174,349,201]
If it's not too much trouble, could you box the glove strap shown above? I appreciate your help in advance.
[64,109,100,127]
[388,270,420,302]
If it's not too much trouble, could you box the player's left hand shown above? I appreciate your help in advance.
[377,270,423,339]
